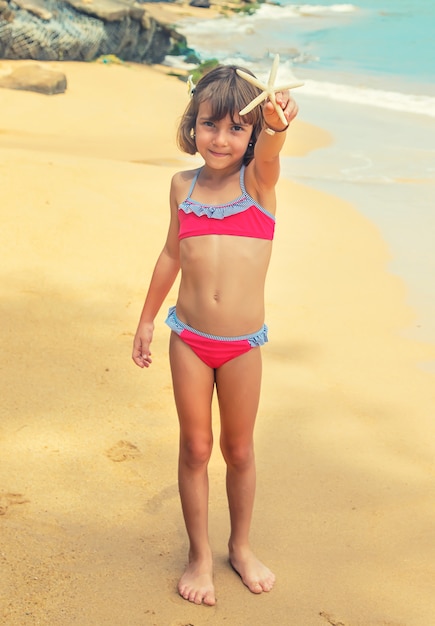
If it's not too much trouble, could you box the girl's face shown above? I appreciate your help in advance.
[194,100,253,169]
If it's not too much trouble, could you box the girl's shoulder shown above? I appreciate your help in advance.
[172,168,200,188]
[171,168,200,205]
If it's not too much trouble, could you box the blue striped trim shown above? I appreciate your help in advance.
[165,306,268,347]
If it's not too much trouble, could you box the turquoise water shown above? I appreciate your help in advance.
[277,0,434,86]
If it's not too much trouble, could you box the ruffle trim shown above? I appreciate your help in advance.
[179,194,275,222]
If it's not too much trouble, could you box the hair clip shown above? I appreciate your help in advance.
[187,75,196,98]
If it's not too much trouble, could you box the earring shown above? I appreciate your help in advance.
[248,142,253,148]
[190,128,196,139]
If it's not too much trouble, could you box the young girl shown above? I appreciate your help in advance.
[132,64,298,606]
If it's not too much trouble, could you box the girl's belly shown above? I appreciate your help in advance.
[177,235,272,336]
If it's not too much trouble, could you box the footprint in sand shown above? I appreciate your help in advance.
[320,612,403,626]
[0,492,29,516]
[105,440,142,462]
[146,483,179,514]
[319,612,346,626]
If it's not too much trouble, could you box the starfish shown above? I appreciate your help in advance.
[236,54,304,127]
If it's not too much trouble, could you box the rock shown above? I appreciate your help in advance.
[65,0,132,22]
[13,0,53,20]
[0,64,67,94]
[0,0,14,20]
[189,0,211,7]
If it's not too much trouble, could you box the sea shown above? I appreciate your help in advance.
[164,0,435,360]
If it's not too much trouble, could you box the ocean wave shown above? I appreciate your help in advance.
[208,58,435,118]
[178,3,358,29]
[286,4,357,17]
[301,80,435,118]
[253,3,358,20]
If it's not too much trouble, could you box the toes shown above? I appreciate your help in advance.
[188,590,215,605]
[261,578,274,592]
[246,577,274,593]
[203,591,217,606]
[261,573,275,592]
[182,587,200,604]
[248,580,263,594]
[178,583,216,606]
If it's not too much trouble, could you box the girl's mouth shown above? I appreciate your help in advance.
[209,150,228,158]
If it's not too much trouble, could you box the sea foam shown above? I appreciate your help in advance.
[297,80,435,118]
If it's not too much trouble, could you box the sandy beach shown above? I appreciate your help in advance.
[1,59,435,626]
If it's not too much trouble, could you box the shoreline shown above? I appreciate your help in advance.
[1,61,435,625]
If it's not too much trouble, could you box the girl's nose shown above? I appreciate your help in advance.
[213,129,228,145]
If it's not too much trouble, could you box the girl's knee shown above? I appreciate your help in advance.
[220,440,254,470]
[180,436,213,469]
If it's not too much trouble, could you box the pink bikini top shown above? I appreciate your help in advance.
[178,165,275,241]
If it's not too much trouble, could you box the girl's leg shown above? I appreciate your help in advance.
[215,347,275,594]
[169,332,216,606]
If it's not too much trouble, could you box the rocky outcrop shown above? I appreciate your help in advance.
[0,0,186,63]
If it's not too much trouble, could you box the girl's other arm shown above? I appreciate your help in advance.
[132,177,181,368]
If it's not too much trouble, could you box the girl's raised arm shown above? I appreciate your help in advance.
[252,92,299,190]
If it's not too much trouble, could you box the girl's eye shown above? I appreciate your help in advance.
[204,121,214,127]
[232,125,243,132]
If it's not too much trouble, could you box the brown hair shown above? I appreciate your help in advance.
[177,65,263,165]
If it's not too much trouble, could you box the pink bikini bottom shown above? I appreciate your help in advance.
[165,306,268,369]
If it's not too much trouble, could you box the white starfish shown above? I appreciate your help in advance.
[236,54,304,127]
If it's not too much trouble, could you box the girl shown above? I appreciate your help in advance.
[132,64,298,606]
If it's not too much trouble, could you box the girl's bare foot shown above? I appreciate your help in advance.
[229,546,275,594]
[178,556,216,606]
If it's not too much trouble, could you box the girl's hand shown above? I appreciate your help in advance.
[263,91,299,130]
[132,322,154,368]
